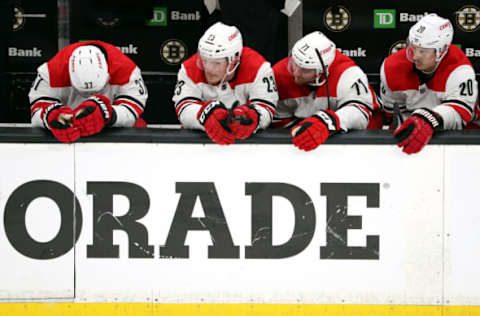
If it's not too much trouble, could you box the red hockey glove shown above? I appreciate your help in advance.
[393,108,442,155]
[74,94,113,136]
[133,117,147,128]
[290,110,340,151]
[197,100,236,145]
[41,103,80,143]
[229,104,259,140]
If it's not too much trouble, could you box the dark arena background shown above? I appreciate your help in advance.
[2,0,478,125]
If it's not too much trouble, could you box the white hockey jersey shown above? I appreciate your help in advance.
[29,40,147,128]
[172,47,278,131]
[272,50,379,130]
[380,45,478,129]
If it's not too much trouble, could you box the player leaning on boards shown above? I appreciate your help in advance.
[272,31,380,151]
[172,22,278,145]
[380,14,478,155]
[29,41,148,143]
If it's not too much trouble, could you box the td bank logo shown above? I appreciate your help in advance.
[374,9,396,28]
[147,7,167,26]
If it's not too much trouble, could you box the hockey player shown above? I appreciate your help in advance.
[29,40,148,143]
[272,31,380,151]
[173,22,278,145]
[380,13,478,154]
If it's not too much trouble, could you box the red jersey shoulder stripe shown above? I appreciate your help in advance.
[47,40,136,88]
[183,54,206,84]
[318,50,357,98]
[273,50,359,100]
[273,57,313,100]
[428,45,473,92]
[183,47,267,87]
[383,48,420,91]
[231,47,267,87]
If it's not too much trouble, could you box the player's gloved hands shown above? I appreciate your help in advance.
[42,104,80,143]
[229,104,259,140]
[74,94,113,136]
[197,100,236,145]
[290,110,340,151]
[393,108,442,155]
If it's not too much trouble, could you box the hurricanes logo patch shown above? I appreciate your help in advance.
[455,5,480,32]
[160,39,187,65]
[389,40,407,55]
[324,5,351,32]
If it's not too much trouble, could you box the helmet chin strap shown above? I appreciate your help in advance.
[219,65,233,86]
[419,48,447,75]
[308,72,327,86]
[218,56,240,87]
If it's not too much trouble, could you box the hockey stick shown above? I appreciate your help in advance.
[315,48,331,110]
[392,102,400,129]
[224,100,239,127]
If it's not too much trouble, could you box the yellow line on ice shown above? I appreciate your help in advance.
[1,303,480,316]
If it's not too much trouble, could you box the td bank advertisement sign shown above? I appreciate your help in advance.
[0,143,479,305]
[373,9,396,28]
[304,1,480,75]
